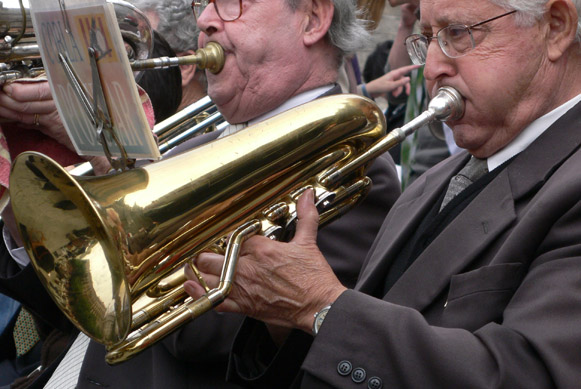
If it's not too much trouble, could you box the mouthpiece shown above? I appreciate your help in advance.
[130,42,225,74]
[428,86,465,122]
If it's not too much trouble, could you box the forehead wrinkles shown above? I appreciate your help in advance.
[420,12,473,32]
[420,1,500,31]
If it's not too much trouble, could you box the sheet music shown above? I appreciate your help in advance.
[28,0,160,159]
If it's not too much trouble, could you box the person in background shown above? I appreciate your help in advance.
[0,28,181,388]
[138,30,183,123]
[387,0,457,187]
[129,0,207,110]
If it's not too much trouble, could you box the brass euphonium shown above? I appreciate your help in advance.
[9,87,464,365]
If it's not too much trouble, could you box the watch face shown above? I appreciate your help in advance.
[315,311,327,329]
[313,306,331,335]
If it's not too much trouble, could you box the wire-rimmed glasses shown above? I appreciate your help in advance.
[405,10,517,65]
[191,0,243,22]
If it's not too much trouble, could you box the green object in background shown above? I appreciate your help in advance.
[400,67,425,190]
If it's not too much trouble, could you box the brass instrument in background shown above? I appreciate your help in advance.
[154,95,225,154]
[9,87,464,365]
[69,95,226,176]
[1,0,226,175]
[0,0,224,84]
[0,0,42,84]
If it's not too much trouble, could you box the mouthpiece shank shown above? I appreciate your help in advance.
[320,86,464,187]
[130,42,225,74]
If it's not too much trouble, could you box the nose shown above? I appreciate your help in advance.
[196,3,222,36]
[422,39,456,82]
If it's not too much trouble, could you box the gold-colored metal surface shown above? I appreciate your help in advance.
[0,0,152,82]
[0,1,38,63]
[9,88,464,365]
[129,42,225,74]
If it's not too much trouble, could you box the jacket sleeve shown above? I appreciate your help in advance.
[227,153,401,387]
[0,234,72,332]
[299,201,581,388]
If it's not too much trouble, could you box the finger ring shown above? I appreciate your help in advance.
[34,113,40,126]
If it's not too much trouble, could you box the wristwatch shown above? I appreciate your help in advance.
[312,305,332,336]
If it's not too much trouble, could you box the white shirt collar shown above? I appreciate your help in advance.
[487,93,581,171]
[221,85,334,137]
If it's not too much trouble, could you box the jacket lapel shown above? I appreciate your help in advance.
[363,99,581,311]
[385,169,516,310]
[356,152,467,295]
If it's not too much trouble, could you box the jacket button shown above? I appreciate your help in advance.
[337,360,352,376]
[352,367,366,383]
[368,376,383,389]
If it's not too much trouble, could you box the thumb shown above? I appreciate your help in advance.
[292,189,320,245]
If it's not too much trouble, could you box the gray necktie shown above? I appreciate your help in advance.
[440,156,488,211]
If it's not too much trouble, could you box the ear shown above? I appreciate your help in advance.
[545,0,578,61]
[179,50,198,87]
[303,0,334,47]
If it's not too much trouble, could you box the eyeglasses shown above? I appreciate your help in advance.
[191,0,243,22]
[405,10,517,65]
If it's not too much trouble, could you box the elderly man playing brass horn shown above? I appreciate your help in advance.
[0,0,415,388]
[185,0,581,387]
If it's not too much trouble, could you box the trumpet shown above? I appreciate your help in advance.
[9,87,464,365]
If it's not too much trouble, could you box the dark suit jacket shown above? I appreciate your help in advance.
[0,87,400,388]
[230,100,581,388]
[0,243,78,389]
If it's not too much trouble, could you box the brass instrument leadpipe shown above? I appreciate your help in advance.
[0,41,225,85]
[129,42,225,74]
[321,86,464,187]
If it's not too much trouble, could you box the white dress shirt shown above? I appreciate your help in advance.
[219,85,334,137]
[487,93,581,171]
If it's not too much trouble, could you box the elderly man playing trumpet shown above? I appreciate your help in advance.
[186,0,581,387]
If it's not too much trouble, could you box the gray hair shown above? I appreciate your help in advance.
[128,0,199,53]
[490,0,581,43]
[286,0,372,57]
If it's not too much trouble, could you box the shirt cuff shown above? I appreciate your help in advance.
[3,225,30,268]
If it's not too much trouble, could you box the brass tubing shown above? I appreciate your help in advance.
[130,42,225,74]
[320,86,464,187]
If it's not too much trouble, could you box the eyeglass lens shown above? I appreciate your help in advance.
[438,26,475,57]
[405,10,516,65]
[405,25,475,65]
[192,0,242,22]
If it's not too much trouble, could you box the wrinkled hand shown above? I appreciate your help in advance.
[184,189,347,334]
[0,81,111,175]
[0,81,73,146]
[365,63,420,98]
